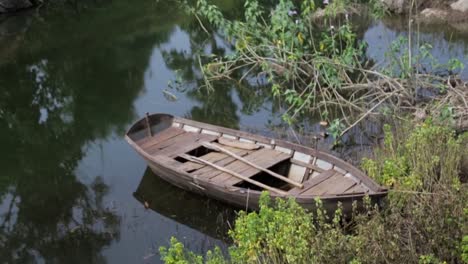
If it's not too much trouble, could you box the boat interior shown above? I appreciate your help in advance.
[126,114,381,197]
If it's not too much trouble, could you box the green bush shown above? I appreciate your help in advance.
[161,122,467,264]
[362,120,464,193]
[186,0,381,129]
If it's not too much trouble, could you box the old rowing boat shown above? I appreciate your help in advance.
[125,113,388,215]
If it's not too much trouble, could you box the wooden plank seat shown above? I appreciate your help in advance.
[343,183,368,194]
[192,148,291,186]
[186,144,256,179]
[146,131,218,157]
[177,144,253,173]
[302,173,356,196]
[138,127,186,149]
[289,169,362,196]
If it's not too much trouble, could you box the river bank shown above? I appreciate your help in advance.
[0,0,467,263]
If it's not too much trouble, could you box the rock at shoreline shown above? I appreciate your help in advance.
[420,8,449,21]
[0,0,34,13]
[382,0,406,14]
[451,0,468,12]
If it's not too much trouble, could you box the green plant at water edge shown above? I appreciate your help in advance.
[161,122,467,264]
[228,194,314,263]
[160,237,227,264]
[384,37,465,79]
[186,0,466,140]
[188,0,373,125]
[418,254,447,264]
[462,235,468,263]
[327,118,346,140]
[362,120,464,193]
[160,237,203,264]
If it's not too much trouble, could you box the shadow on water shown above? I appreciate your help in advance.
[133,167,236,243]
[0,0,183,262]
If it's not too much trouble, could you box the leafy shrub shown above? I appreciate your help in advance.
[362,120,464,192]
[160,237,227,264]
[187,0,383,130]
[161,122,467,264]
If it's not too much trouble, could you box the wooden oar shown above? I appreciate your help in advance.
[202,142,304,189]
[184,155,288,196]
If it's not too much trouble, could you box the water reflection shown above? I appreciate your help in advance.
[133,168,235,242]
[365,19,468,79]
[158,23,273,128]
[0,56,128,260]
[0,0,179,262]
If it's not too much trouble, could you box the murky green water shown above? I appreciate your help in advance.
[0,1,467,263]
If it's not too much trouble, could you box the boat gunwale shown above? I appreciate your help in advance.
[125,113,388,198]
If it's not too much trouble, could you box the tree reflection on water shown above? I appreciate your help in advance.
[0,0,170,260]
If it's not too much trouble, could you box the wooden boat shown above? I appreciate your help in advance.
[125,113,388,215]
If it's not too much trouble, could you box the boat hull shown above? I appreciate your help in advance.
[126,113,388,217]
[144,155,386,216]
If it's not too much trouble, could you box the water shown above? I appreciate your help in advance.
[0,1,467,263]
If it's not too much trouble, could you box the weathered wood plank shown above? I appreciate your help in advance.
[190,146,251,177]
[178,161,204,172]
[196,148,269,179]
[301,173,345,196]
[185,155,288,196]
[148,132,217,156]
[287,164,308,184]
[206,148,277,181]
[322,176,356,195]
[195,157,242,179]
[343,184,368,194]
[177,117,272,145]
[163,134,218,157]
[291,158,324,173]
[289,169,336,195]
[214,149,292,186]
[211,143,252,154]
[147,132,196,154]
[178,152,227,172]
[217,137,261,150]
[152,155,184,167]
[202,142,302,188]
[209,162,251,184]
[227,151,290,185]
[139,127,185,149]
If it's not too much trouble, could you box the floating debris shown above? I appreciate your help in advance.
[319,120,329,127]
[163,89,178,101]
